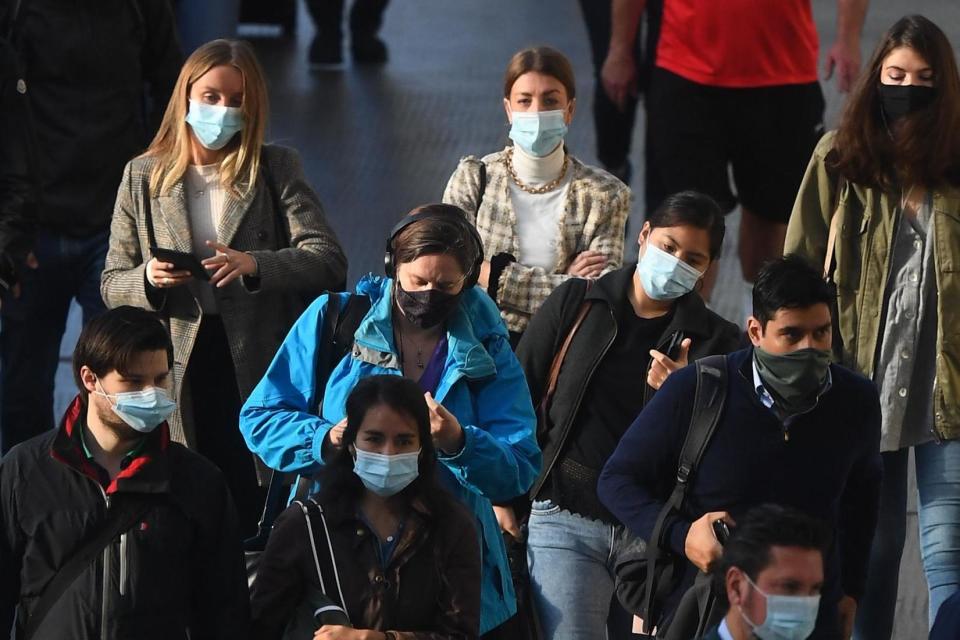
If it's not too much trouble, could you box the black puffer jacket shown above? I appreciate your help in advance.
[517,265,742,500]
[0,396,250,639]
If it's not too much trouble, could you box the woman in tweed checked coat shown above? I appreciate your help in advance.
[443,47,631,345]
[100,40,347,534]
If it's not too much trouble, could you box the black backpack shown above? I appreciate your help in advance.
[613,354,729,638]
[245,293,370,584]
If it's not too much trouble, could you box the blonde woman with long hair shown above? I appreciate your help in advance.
[101,39,347,535]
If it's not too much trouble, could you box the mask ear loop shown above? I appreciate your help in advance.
[736,572,766,631]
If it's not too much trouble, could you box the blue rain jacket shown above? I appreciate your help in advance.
[240,274,542,633]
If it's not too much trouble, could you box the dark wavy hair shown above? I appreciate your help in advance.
[710,504,830,603]
[830,15,960,190]
[318,376,457,519]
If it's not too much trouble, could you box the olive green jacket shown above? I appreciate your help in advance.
[786,131,960,440]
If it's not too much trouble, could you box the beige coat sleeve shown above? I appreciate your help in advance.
[100,161,163,311]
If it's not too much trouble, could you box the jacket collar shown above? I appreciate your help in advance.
[50,395,173,495]
[587,264,718,340]
[352,275,501,382]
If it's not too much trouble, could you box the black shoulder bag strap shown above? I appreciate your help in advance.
[24,499,152,639]
[640,354,728,631]
[476,160,487,212]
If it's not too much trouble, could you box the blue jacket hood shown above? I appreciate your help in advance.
[353,274,507,381]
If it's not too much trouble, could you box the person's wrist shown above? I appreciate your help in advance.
[606,44,635,61]
[145,260,158,287]
[439,423,466,456]
[245,252,260,277]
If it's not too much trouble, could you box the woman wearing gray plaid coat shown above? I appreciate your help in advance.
[443,46,631,345]
[100,40,347,534]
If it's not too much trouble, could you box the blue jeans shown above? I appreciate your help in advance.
[527,500,637,640]
[0,230,109,453]
[855,440,960,638]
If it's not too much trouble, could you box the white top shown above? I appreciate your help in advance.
[183,164,224,314]
[508,143,571,272]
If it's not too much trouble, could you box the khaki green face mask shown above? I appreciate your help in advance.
[753,347,832,416]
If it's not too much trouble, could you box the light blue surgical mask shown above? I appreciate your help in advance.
[352,448,421,497]
[637,243,703,300]
[739,574,821,640]
[96,380,177,433]
[509,109,568,157]
[185,99,245,150]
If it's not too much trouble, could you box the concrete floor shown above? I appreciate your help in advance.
[51,0,960,637]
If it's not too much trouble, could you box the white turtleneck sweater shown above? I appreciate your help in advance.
[508,143,571,272]
[183,163,224,314]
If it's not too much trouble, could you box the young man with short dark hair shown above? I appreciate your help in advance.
[599,255,882,639]
[0,306,248,638]
[707,504,830,640]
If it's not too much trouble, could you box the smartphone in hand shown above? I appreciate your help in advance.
[151,247,210,281]
[713,519,732,545]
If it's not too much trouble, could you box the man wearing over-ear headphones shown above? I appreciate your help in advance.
[240,203,542,638]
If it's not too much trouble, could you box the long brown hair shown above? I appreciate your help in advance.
[143,39,268,197]
[831,15,960,190]
[503,46,576,100]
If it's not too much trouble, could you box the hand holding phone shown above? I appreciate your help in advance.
[647,333,692,390]
[712,519,732,545]
[150,247,209,283]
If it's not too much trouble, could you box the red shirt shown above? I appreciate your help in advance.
[655,0,820,88]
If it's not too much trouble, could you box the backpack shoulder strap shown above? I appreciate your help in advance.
[330,294,371,365]
[312,293,342,414]
[476,160,487,213]
[641,354,728,627]
[673,354,728,498]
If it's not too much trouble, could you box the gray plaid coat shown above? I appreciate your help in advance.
[101,144,347,446]
[443,147,631,333]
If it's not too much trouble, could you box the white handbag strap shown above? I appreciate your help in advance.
[294,499,350,622]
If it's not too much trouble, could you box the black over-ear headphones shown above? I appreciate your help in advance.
[383,206,485,289]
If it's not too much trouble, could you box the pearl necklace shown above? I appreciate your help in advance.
[506,147,569,194]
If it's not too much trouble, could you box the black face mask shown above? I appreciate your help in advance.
[395,284,462,329]
[879,83,936,122]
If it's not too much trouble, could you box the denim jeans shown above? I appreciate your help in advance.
[527,499,637,640]
[0,230,108,453]
[855,439,960,638]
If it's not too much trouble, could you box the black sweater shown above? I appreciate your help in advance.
[598,348,882,624]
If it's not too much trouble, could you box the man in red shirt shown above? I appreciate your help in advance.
[602,0,867,289]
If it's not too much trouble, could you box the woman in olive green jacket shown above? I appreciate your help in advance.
[785,16,960,639]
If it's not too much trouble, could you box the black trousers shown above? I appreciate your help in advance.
[577,0,662,170]
[305,0,389,38]
[189,316,264,539]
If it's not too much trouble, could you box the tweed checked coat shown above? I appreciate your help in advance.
[101,144,347,446]
[442,147,631,334]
